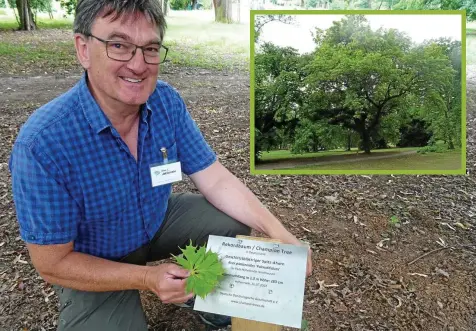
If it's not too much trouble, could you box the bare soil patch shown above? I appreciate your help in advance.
[0,65,475,331]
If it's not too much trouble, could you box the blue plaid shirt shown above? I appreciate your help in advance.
[9,74,216,260]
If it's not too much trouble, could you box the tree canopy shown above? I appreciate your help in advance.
[254,15,462,160]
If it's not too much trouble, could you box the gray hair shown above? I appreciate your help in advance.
[73,0,167,42]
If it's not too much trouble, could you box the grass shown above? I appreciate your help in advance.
[292,149,461,170]
[164,11,248,70]
[468,22,476,65]
[260,147,418,161]
[0,41,78,75]
[0,17,73,30]
[0,10,249,73]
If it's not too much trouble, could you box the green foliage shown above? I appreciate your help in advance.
[417,144,449,154]
[0,0,6,9]
[8,0,54,14]
[254,15,461,160]
[292,120,349,153]
[397,119,433,147]
[255,15,296,43]
[393,0,475,20]
[389,215,401,227]
[57,0,76,15]
[417,39,461,149]
[323,0,474,18]
[254,42,303,160]
[32,0,54,13]
[200,0,213,9]
[170,0,189,10]
[301,319,309,331]
[306,0,318,7]
[305,15,457,153]
[172,241,225,299]
[6,0,55,29]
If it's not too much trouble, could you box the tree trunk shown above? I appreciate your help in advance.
[236,0,240,23]
[355,114,371,154]
[346,133,352,151]
[362,130,371,154]
[46,0,54,19]
[16,0,36,30]
[213,0,233,23]
[301,0,305,7]
[160,0,169,16]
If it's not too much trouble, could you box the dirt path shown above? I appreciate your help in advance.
[0,67,475,331]
[0,68,249,106]
[256,150,418,170]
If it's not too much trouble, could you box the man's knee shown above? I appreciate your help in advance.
[162,193,251,249]
[55,287,147,331]
[194,194,251,238]
[223,215,251,238]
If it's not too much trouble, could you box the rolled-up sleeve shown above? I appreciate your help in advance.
[9,142,80,244]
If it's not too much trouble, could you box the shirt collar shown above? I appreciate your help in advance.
[78,73,152,134]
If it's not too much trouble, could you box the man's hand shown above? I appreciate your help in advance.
[144,263,194,304]
[285,239,312,277]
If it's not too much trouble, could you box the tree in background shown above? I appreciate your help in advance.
[304,15,455,153]
[393,0,475,20]
[254,15,461,159]
[397,118,433,147]
[254,43,304,160]
[58,0,169,16]
[213,0,232,22]
[8,0,54,30]
[170,0,187,10]
[254,14,296,42]
[318,0,475,19]
[418,39,462,149]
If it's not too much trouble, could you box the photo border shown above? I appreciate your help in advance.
[249,9,467,176]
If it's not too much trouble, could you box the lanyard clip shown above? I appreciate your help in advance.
[160,147,168,164]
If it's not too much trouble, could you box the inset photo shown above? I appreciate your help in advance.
[250,11,466,175]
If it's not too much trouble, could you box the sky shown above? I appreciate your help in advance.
[258,14,462,54]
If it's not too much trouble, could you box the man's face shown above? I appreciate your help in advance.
[85,12,161,108]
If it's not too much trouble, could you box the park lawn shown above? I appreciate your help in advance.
[469,22,476,65]
[0,10,249,74]
[164,11,249,70]
[0,17,73,30]
[292,150,462,171]
[0,41,78,75]
[468,33,476,65]
[260,147,418,161]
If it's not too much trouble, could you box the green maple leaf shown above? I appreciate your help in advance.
[172,240,225,299]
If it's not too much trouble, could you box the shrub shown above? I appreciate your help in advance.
[397,119,433,148]
[170,0,189,10]
[417,144,448,154]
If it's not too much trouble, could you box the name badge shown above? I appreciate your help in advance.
[150,162,182,187]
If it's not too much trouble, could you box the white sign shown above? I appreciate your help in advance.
[193,235,308,328]
[150,161,182,187]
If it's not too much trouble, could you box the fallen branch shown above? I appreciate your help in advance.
[407,247,450,266]
[422,309,446,326]
[408,272,428,278]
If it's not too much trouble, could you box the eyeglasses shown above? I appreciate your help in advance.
[86,34,168,65]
